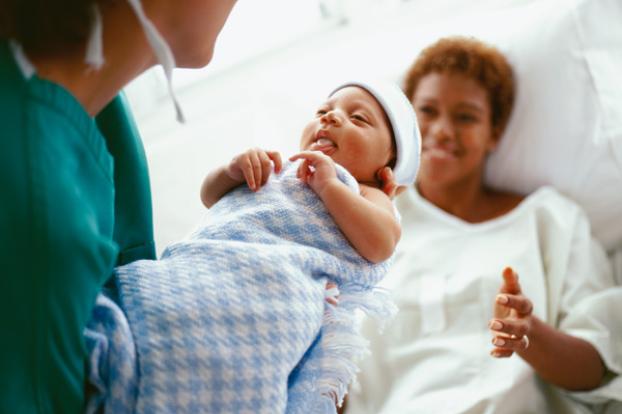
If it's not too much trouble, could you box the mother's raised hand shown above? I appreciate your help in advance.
[489,267,533,358]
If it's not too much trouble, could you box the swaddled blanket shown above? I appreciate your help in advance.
[86,161,396,414]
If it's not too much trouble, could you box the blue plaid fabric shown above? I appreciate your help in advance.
[86,161,394,413]
[85,293,138,414]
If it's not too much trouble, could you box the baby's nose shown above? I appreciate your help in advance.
[321,110,342,126]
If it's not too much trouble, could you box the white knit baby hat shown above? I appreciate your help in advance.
[330,80,422,186]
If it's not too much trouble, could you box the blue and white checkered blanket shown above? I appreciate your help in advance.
[85,161,396,413]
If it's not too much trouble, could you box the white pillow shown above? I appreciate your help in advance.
[482,0,622,251]
[376,0,622,250]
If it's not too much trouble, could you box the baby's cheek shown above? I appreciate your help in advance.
[299,124,316,149]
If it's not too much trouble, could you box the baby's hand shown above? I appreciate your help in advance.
[489,267,533,358]
[226,148,282,191]
[289,151,338,196]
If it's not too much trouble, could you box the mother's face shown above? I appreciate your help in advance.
[411,72,498,189]
[150,0,238,68]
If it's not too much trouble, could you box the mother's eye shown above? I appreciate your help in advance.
[416,105,437,116]
[456,113,478,123]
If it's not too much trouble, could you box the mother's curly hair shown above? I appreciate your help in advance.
[403,36,515,135]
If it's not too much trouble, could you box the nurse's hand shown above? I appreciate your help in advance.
[375,166,405,199]
[226,148,282,191]
[489,267,533,358]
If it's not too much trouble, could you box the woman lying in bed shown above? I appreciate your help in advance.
[343,36,621,414]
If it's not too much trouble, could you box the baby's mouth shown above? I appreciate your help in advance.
[310,137,337,155]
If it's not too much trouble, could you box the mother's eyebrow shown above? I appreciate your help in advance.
[413,96,437,104]
[456,101,486,113]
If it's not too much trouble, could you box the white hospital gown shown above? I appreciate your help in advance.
[346,186,621,414]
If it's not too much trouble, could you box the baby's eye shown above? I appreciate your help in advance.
[351,114,368,123]
[316,109,327,117]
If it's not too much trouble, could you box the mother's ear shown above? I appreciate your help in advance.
[488,125,504,152]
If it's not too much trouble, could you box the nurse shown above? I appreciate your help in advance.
[0,0,237,412]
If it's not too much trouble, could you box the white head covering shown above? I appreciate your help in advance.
[86,0,185,122]
[330,80,422,186]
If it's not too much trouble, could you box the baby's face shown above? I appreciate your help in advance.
[299,86,394,185]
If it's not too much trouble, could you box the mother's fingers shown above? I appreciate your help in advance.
[491,334,530,351]
[490,348,514,358]
[496,294,533,317]
[500,267,521,294]
[488,318,529,339]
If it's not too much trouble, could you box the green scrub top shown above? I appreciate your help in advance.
[0,41,156,413]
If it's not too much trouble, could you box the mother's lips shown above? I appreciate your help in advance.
[423,145,458,159]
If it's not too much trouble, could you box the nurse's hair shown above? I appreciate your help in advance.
[0,0,102,57]
[403,36,515,136]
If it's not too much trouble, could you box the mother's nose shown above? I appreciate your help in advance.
[428,115,454,142]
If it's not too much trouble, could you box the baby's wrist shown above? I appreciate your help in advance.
[223,165,244,184]
[317,178,345,200]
